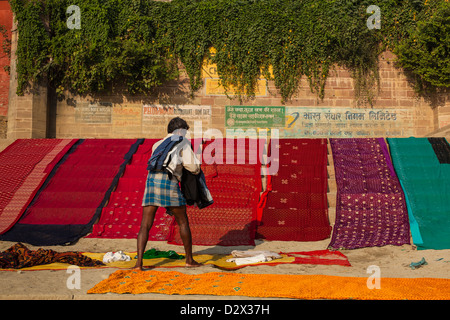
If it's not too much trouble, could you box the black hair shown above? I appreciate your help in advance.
[167,117,190,133]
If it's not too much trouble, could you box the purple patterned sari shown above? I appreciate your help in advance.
[328,138,410,250]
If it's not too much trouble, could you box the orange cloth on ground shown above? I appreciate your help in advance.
[87,269,450,300]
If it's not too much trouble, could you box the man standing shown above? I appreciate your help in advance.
[133,117,202,269]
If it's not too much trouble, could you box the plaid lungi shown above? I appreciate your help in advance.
[142,171,186,207]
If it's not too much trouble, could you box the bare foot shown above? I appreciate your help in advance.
[185,260,203,268]
[130,265,142,271]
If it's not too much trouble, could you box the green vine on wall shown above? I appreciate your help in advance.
[4,0,450,105]
[0,24,11,75]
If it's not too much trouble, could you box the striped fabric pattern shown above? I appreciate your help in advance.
[142,171,186,207]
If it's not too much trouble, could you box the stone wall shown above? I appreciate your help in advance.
[53,51,448,140]
[1,3,448,142]
[0,116,6,139]
[6,15,48,140]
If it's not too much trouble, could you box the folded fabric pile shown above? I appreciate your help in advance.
[0,243,104,269]
[102,251,131,264]
[226,250,282,266]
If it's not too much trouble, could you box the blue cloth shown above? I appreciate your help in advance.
[147,135,183,172]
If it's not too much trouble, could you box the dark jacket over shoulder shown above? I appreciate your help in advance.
[181,168,214,209]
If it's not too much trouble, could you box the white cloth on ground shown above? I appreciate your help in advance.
[102,251,131,264]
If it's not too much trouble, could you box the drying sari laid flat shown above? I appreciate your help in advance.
[0,139,78,235]
[88,139,175,240]
[87,269,450,300]
[0,139,140,245]
[328,138,410,250]
[256,139,331,241]
[168,138,264,246]
[388,137,450,250]
[167,165,261,246]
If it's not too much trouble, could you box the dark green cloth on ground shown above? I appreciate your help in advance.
[135,248,184,260]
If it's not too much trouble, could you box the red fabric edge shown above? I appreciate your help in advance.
[280,250,351,267]
[0,139,79,235]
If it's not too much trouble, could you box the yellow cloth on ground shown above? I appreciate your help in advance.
[85,252,295,270]
[87,269,450,300]
[0,252,295,271]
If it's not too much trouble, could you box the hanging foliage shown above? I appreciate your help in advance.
[5,0,450,104]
